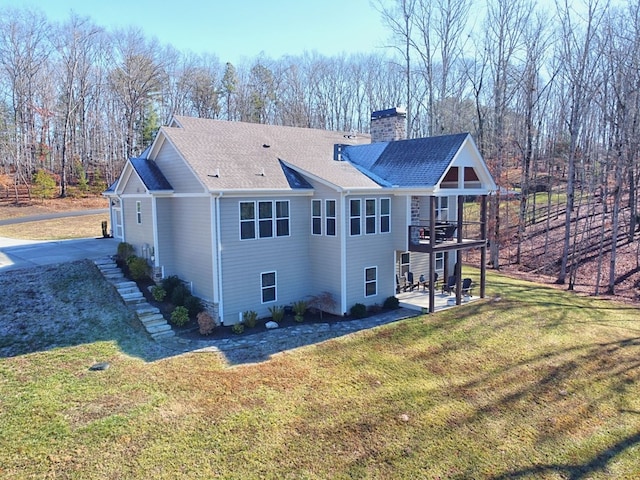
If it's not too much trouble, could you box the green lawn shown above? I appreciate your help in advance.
[1,267,640,479]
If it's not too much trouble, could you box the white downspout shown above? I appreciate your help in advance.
[211,193,224,324]
[340,191,348,316]
[151,196,159,268]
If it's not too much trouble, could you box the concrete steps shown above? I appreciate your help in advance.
[94,257,175,340]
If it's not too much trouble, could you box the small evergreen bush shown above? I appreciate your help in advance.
[242,310,258,328]
[170,283,190,306]
[161,275,182,297]
[170,306,189,326]
[151,285,166,302]
[116,242,135,262]
[231,323,245,334]
[350,303,367,319]
[383,296,400,310]
[184,295,203,317]
[127,256,149,280]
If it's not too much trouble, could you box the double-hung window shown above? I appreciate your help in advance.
[365,199,376,234]
[275,201,289,236]
[136,201,142,224]
[350,199,361,236]
[258,201,273,238]
[261,271,276,303]
[240,202,256,240]
[312,200,322,235]
[365,266,377,297]
[326,200,336,236]
[380,198,390,233]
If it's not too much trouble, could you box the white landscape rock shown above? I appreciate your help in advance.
[265,321,279,329]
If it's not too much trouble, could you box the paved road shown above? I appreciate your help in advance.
[0,208,108,226]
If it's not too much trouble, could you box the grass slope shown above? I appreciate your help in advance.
[1,265,640,479]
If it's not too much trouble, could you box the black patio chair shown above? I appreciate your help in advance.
[460,278,474,296]
[442,275,456,295]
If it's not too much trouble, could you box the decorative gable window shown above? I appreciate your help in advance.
[326,200,336,236]
[240,200,290,240]
[312,199,322,235]
[365,266,377,297]
[365,199,376,234]
[136,201,142,224]
[261,271,276,303]
[350,199,361,236]
[380,198,390,233]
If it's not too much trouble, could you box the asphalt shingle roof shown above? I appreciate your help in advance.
[162,117,378,191]
[130,157,173,191]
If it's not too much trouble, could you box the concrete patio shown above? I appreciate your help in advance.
[396,286,480,313]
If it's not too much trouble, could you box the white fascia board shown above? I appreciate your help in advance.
[211,189,314,198]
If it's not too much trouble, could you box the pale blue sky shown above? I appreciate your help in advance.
[1,0,391,63]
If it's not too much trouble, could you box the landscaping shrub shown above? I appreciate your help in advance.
[197,311,216,335]
[127,256,149,280]
[308,291,337,320]
[161,275,182,297]
[184,295,203,317]
[242,310,258,328]
[170,283,190,306]
[116,242,135,262]
[350,303,367,319]
[268,305,285,322]
[231,323,244,334]
[292,300,308,323]
[151,285,166,302]
[383,296,400,310]
[170,306,189,326]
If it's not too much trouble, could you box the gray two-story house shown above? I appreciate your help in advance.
[105,108,496,325]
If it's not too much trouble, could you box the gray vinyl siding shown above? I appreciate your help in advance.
[155,196,214,301]
[344,194,397,310]
[218,195,311,325]
[122,173,146,194]
[307,183,342,313]
[153,141,204,193]
[122,197,154,254]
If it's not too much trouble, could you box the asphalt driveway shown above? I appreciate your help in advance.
[0,236,119,272]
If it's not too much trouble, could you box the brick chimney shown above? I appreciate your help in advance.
[370,107,407,143]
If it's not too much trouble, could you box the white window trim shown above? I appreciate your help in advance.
[364,266,377,298]
[136,201,142,224]
[239,201,256,241]
[326,199,336,236]
[240,200,290,240]
[365,198,376,235]
[350,199,361,236]
[261,270,277,304]
[312,199,322,236]
[275,200,290,237]
[380,197,391,234]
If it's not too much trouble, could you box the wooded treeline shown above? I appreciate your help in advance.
[0,0,638,291]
